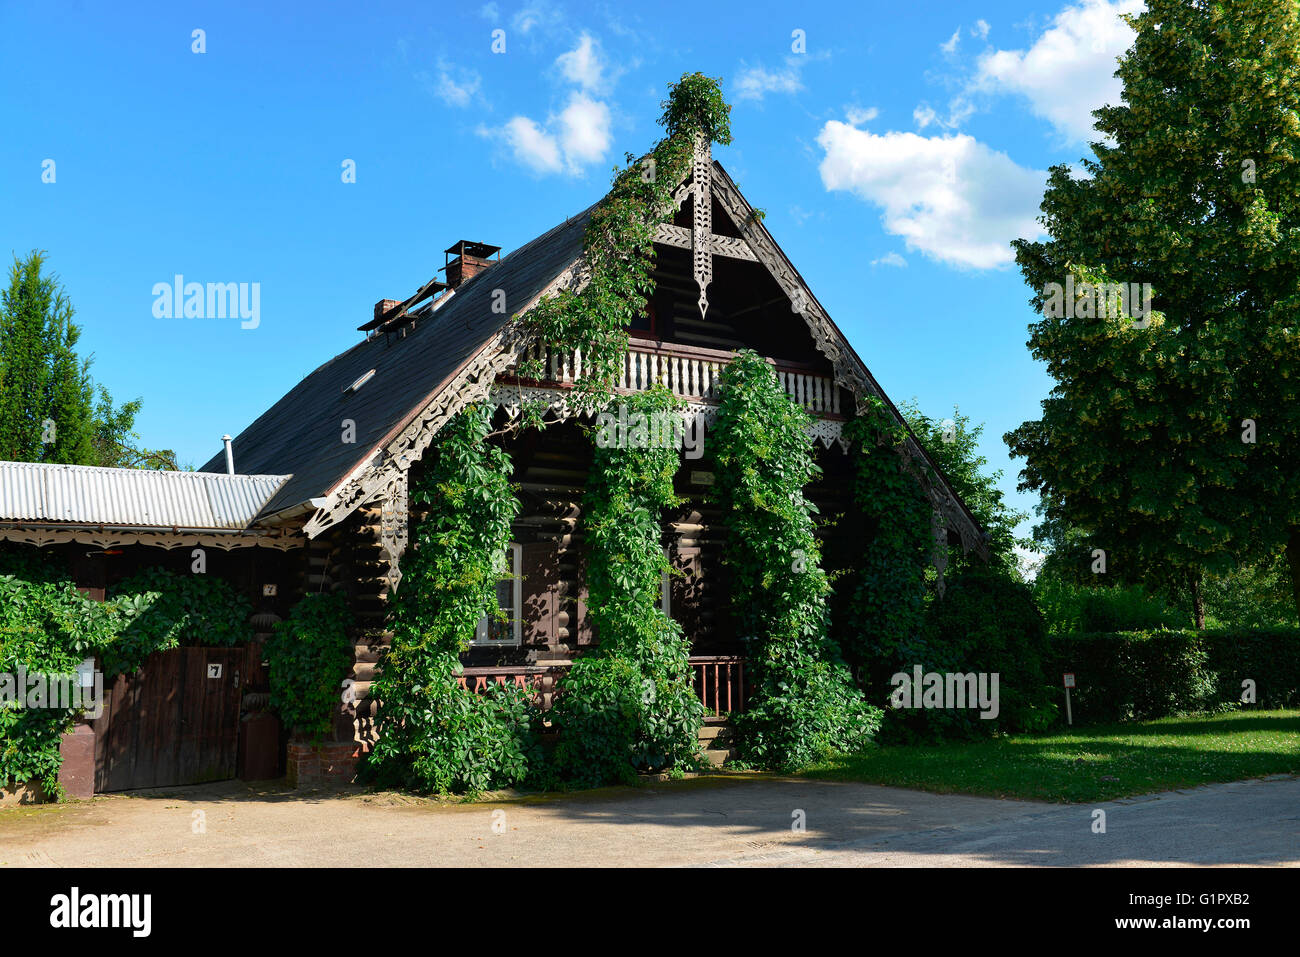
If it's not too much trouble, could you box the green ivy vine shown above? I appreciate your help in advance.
[551,387,704,786]
[100,567,253,677]
[709,351,881,771]
[266,591,354,740]
[364,405,538,795]
[516,73,732,415]
[842,399,934,691]
[0,622,82,797]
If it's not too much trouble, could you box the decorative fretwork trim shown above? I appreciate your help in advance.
[0,527,304,551]
[691,133,714,318]
[303,256,591,541]
[708,167,987,558]
[303,151,984,557]
[379,471,408,591]
[654,223,757,261]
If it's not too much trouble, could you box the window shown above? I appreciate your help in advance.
[474,543,522,647]
[628,300,660,339]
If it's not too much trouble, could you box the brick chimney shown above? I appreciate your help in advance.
[444,241,501,289]
[373,299,402,323]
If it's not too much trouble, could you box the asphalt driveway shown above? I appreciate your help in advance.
[1,774,1296,867]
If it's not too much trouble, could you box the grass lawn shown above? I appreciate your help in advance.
[801,709,1300,803]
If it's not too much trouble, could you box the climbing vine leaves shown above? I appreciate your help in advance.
[366,405,536,794]
[710,351,881,770]
[551,387,703,786]
[842,399,933,687]
[516,73,732,415]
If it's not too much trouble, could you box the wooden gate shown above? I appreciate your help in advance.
[91,647,245,792]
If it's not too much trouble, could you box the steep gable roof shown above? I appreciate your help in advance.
[200,150,986,556]
[198,208,592,515]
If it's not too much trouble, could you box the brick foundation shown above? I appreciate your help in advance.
[286,739,360,788]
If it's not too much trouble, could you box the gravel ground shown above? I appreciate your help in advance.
[1,773,1296,867]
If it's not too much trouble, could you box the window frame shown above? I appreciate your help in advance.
[628,300,661,341]
[473,542,523,648]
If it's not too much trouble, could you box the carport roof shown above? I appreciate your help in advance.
[0,460,291,530]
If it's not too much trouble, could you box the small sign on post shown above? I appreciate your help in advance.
[1063,672,1075,725]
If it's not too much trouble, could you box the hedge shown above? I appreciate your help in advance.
[1049,627,1300,724]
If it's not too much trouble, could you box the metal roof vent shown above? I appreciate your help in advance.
[345,369,376,394]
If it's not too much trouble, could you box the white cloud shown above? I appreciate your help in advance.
[871,252,908,268]
[557,32,606,93]
[735,58,805,101]
[557,93,612,168]
[497,116,564,174]
[487,91,612,177]
[972,19,990,40]
[941,28,961,54]
[974,0,1143,143]
[483,29,618,177]
[912,99,974,131]
[424,60,482,108]
[479,2,499,20]
[846,105,879,125]
[817,120,1047,269]
[512,2,564,37]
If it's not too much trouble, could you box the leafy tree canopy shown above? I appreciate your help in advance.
[1005,0,1300,622]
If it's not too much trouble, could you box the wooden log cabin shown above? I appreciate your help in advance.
[0,134,987,787]
[187,133,986,759]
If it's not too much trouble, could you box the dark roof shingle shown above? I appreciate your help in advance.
[200,209,592,515]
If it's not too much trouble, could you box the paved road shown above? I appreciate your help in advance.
[1,774,1296,867]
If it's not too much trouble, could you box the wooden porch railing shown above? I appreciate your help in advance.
[514,340,841,416]
[690,655,747,718]
[459,655,748,717]
[455,665,567,712]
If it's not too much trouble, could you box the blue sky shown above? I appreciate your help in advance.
[0,0,1145,559]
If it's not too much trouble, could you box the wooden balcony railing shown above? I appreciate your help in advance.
[514,340,841,416]
[459,655,748,717]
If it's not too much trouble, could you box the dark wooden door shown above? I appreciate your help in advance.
[92,647,244,792]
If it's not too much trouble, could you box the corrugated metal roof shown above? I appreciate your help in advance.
[0,461,291,530]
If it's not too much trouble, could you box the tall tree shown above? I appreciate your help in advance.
[1005,0,1300,626]
[0,251,175,469]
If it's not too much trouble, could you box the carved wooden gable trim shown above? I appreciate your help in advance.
[704,159,987,558]
[302,135,985,564]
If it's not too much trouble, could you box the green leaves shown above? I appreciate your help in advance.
[1008,1,1300,612]
[711,352,881,771]
[366,406,537,796]
[0,553,254,795]
[551,387,703,785]
[659,72,733,145]
[841,398,932,683]
[0,251,162,469]
[99,568,253,677]
[522,75,731,414]
[266,592,353,740]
